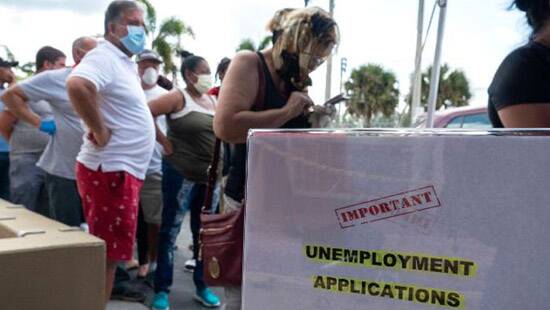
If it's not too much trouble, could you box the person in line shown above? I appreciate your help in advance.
[489,0,550,127]
[213,7,339,309]
[66,0,155,302]
[177,56,233,274]
[208,57,231,98]
[0,46,66,214]
[134,49,168,278]
[1,37,97,226]
[0,57,18,201]
[211,57,232,209]
[149,51,221,310]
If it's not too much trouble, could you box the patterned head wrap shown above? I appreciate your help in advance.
[268,7,339,92]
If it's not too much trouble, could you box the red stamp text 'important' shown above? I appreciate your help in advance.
[335,186,441,229]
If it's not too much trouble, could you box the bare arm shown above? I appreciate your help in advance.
[1,85,41,128]
[154,122,173,155]
[66,76,110,146]
[214,51,309,144]
[148,89,185,155]
[148,89,184,117]
[0,111,16,141]
[498,104,550,128]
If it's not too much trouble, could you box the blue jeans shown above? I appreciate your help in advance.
[155,161,219,294]
[9,153,48,215]
[0,152,9,201]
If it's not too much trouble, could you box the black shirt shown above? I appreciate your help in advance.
[224,53,311,202]
[488,41,550,127]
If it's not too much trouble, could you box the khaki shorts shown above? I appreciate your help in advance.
[140,173,163,225]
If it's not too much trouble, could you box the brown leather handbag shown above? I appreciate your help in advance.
[200,53,266,287]
[200,138,245,287]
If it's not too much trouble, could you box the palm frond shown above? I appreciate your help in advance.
[153,38,173,75]
[19,62,35,76]
[236,38,256,52]
[257,35,272,51]
[136,0,157,35]
[158,17,194,38]
[0,45,16,62]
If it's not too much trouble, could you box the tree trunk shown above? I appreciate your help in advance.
[366,108,372,128]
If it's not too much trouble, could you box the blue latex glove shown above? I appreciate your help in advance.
[39,120,56,136]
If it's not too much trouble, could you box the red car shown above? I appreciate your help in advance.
[415,106,491,129]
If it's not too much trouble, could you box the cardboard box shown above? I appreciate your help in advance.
[243,129,550,310]
[0,199,105,310]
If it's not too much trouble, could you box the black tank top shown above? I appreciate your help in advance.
[224,52,310,202]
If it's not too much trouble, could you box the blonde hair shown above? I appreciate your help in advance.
[268,7,339,56]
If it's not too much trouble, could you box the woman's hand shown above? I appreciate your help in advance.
[284,91,314,119]
[160,138,174,156]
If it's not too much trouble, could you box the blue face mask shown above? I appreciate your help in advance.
[120,25,146,55]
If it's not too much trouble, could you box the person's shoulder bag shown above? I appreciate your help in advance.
[200,52,266,287]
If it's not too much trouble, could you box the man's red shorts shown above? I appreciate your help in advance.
[76,162,143,261]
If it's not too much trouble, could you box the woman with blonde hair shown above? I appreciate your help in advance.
[214,7,339,309]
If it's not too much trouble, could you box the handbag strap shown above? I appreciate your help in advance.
[202,53,266,214]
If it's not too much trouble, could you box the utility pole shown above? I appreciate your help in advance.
[339,57,347,125]
[411,0,424,125]
[325,0,335,102]
[426,0,448,128]
[339,57,347,93]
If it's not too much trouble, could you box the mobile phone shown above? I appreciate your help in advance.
[323,93,348,106]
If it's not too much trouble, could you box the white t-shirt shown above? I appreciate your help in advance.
[69,41,155,180]
[144,85,168,175]
[19,67,84,180]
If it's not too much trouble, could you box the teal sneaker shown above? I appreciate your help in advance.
[195,287,221,308]
[151,291,170,310]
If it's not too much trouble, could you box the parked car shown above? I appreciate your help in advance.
[415,106,491,129]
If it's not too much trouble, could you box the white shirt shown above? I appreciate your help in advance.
[69,41,155,180]
[144,85,168,175]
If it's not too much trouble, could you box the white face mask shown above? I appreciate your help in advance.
[194,74,213,94]
[142,67,159,86]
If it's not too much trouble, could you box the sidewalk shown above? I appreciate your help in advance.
[107,214,224,310]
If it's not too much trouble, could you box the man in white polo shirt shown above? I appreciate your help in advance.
[66,0,155,302]
[2,36,97,227]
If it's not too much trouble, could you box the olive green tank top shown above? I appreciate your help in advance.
[165,88,219,183]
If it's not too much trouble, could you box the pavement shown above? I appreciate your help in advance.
[107,214,225,310]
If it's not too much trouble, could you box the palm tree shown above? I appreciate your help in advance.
[0,45,34,78]
[257,36,272,51]
[137,0,194,81]
[235,36,272,52]
[18,62,35,77]
[235,38,256,52]
[406,64,472,111]
[344,64,399,127]
[0,45,15,63]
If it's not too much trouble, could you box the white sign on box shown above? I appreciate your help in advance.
[242,129,550,310]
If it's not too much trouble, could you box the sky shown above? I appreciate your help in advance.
[0,0,529,108]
